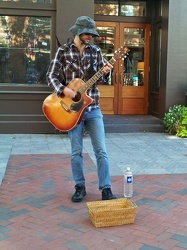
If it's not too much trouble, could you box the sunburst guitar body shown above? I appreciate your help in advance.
[43,78,92,131]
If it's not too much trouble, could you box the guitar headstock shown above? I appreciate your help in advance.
[113,46,129,60]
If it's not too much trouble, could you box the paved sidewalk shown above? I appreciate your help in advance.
[0,133,187,184]
[0,133,187,249]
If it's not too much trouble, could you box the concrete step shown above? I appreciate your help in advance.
[103,115,164,133]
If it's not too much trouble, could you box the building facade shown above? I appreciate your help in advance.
[0,0,187,133]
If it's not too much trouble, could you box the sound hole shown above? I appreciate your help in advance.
[72,91,81,102]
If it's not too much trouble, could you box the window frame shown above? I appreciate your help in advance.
[0,1,55,10]
[0,0,56,86]
[94,0,147,17]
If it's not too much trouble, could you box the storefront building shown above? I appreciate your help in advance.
[0,0,187,133]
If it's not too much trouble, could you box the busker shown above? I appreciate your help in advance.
[46,16,116,202]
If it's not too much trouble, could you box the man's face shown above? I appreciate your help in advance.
[79,33,93,45]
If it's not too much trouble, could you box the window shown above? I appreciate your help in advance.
[95,1,118,16]
[120,1,146,16]
[0,0,52,3]
[0,16,50,84]
[94,26,115,85]
[123,27,145,86]
[94,0,146,17]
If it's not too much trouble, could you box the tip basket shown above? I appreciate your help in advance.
[86,198,137,228]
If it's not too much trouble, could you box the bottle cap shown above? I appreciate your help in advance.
[127,167,130,171]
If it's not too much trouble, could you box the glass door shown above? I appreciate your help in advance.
[119,23,150,114]
[94,22,120,114]
[95,22,150,115]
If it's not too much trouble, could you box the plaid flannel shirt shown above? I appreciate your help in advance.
[46,38,106,112]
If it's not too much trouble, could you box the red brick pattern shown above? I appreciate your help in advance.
[0,154,187,250]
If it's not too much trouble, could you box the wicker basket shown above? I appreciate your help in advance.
[86,198,137,228]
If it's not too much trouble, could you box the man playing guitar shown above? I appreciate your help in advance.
[46,16,116,202]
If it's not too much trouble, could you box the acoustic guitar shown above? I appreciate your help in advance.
[43,47,126,131]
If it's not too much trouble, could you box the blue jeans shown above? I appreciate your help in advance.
[68,108,111,191]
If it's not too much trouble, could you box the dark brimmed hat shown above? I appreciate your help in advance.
[69,16,100,37]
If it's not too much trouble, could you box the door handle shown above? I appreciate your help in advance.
[120,73,123,84]
[115,72,118,84]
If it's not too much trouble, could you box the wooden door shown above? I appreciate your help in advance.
[95,22,150,114]
[94,22,120,114]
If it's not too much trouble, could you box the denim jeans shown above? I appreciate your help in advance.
[68,108,111,191]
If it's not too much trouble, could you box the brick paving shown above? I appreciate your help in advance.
[0,153,187,250]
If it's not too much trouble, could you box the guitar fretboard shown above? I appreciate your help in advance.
[79,57,116,94]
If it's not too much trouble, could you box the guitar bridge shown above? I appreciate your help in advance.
[60,100,71,113]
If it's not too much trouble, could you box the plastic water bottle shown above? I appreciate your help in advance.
[124,167,133,198]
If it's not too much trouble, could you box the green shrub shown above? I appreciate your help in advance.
[163,105,187,137]
[176,107,187,137]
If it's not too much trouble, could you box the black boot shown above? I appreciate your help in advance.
[102,188,116,200]
[71,185,86,202]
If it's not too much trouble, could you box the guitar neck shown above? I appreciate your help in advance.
[80,57,116,94]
